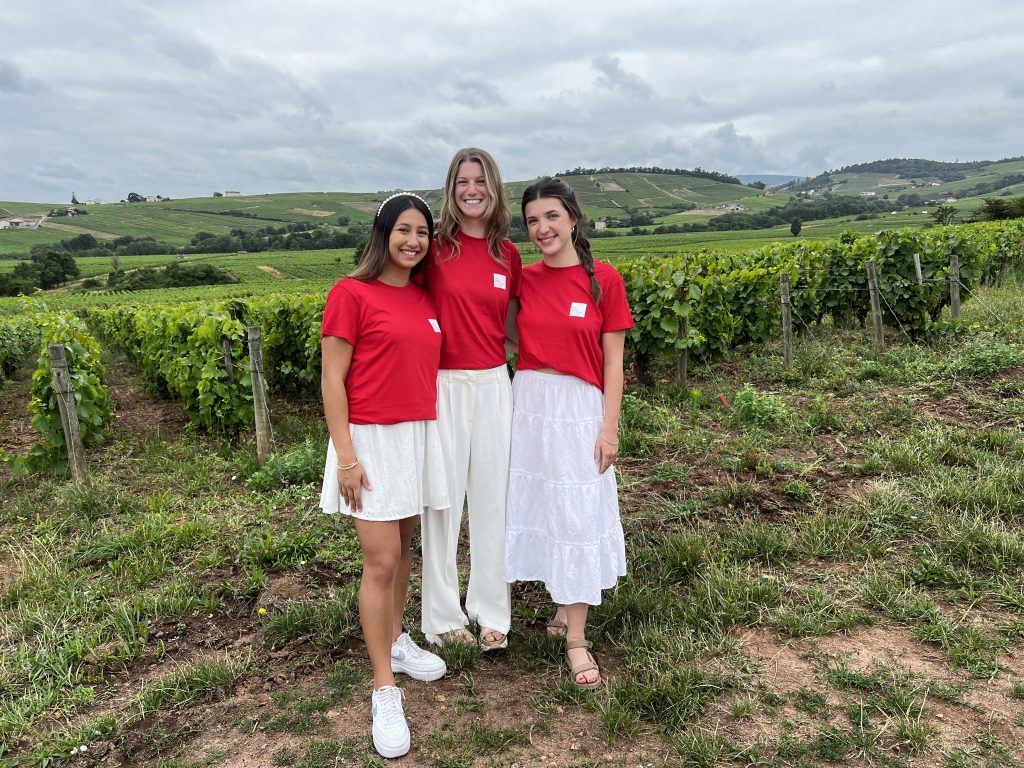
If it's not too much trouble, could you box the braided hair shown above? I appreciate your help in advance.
[521,176,601,301]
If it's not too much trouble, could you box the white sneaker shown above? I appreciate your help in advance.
[391,632,447,681]
[371,685,410,758]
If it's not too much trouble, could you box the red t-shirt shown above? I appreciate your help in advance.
[516,261,634,391]
[423,232,521,369]
[321,278,442,425]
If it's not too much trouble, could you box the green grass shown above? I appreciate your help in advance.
[3,284,1024,764]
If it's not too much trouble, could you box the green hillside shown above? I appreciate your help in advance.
[782,157,1024,212]
[0,173,763,257]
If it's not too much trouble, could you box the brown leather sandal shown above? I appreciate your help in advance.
[565,638,601,690]
[545,615,568,638]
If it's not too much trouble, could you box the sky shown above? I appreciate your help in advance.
[2,0,1022,203]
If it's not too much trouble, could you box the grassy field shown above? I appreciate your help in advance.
[1,282,1023,766]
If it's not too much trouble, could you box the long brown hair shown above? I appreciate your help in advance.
[521,176,601,301]
[437,147,511,268]
[349,194,433,282]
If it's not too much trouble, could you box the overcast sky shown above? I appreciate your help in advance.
[2,1,1022,203]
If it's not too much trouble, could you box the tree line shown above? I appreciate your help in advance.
[556,166,742,185]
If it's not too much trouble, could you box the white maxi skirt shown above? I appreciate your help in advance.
[505,370,627,605]
[320,420,449,521]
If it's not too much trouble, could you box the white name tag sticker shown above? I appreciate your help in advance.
[569,302,588,318]
[493,273,507,290]
[428,318,441,333]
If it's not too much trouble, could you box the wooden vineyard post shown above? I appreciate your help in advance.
[247,326,272,466]
[913,253,923,286]
[47,344,89,487]
[866,260,885,356]
[221,337,234,379]
[676,284,688,385]
[780,273,793,370]
[949,253,961,320]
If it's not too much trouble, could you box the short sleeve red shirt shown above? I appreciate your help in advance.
[516,261,634,391]
[423,233,521,369]
[321,278,442,425]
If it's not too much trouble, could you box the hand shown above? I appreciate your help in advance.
[339,462,373,513]
[593,433,618,474]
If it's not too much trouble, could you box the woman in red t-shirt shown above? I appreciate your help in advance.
[506,177,634,690]
[319,193,449,759]
[420,148,521,651]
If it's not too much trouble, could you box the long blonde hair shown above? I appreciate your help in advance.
[437,147,511,268]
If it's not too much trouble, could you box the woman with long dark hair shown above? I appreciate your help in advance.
[319,192,449,758]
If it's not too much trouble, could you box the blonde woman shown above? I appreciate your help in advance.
[420,148,521,651]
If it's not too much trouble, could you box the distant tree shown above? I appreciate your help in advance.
[213,191,223,197]
[976,196,1024,220]
[748,180,766,190]
[790,218,802,237]
[71,191,80,205]
[126,192,144,203]
[337,215,350,226]
[931,205,957,226]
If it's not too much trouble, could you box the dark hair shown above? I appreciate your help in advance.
[521,176,601,301]
[437,147,511,268]
[350,194,434,281]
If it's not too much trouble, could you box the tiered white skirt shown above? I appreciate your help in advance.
[505,370,627,605]
[320,421,449,521]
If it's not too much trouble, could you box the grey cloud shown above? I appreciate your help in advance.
[451,78,506,108]
[592,54,653,99]
[0,59,34,94]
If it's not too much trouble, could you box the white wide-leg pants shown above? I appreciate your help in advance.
[420,365,513,636]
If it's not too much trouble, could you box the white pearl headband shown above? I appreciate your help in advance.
[375,191,429,219]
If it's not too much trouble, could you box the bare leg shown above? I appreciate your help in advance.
[563,602,599,685]
[354,517,403,689]
[391,516,418,641]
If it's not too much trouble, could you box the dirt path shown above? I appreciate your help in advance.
[0,362,36,478]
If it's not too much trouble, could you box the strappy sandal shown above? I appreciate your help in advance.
[545,615,568,638]
[478,628,509,652]
[424,628,476,647]
[565,638,601,690]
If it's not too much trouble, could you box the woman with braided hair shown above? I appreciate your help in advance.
[505,176,634,690]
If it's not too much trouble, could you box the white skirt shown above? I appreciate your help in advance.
[505,370,627,605]
[320,420,450,521]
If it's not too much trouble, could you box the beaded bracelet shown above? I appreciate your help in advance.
[337,460,359,471]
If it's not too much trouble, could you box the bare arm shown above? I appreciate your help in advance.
[321,335,372,511]
[594,330,626,474]
[504,297,520,355]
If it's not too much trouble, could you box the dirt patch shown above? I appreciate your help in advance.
[0,362,37,474]
[257,265,287,279]
[41,220,118,238]
[101,355,190,445]
[289,208,335,217]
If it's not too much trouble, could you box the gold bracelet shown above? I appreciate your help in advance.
[337,460,359,471]
[600,434,619,446]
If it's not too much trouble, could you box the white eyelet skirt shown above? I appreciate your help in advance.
[505,370,627,605]
[320,420,450,521]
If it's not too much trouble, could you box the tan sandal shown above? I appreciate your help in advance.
[565,638,601,690]
[424,628,476,647]
[478,628,509,652]
[545,615,568,638]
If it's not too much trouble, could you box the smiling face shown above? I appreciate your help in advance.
[524,197,578,263]
[453,160,490,224]
[381,207,430,282]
